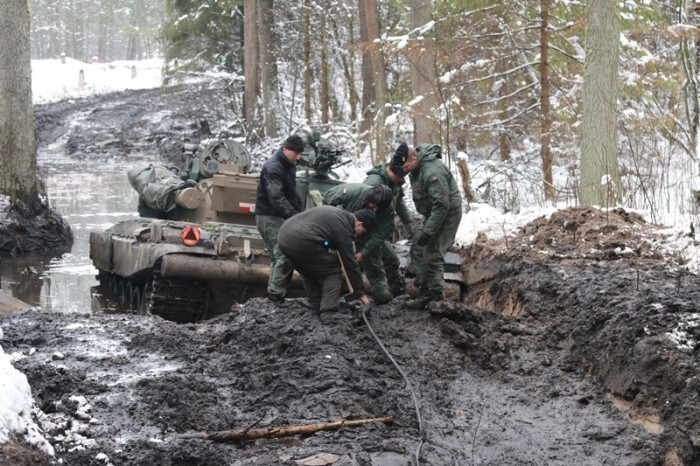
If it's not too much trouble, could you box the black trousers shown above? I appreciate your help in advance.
[279,245,343,312]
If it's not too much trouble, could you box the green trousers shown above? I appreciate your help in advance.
[256,214,294,298]
[409,209,462,297]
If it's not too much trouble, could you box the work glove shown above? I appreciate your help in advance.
[415,232,432,247]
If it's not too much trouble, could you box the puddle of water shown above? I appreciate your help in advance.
[1,167,138,313]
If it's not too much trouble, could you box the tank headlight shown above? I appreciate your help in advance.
[181,226,201,246]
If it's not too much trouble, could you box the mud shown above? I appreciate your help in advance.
[1,87,698,465]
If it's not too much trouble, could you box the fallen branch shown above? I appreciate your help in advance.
[181,416,395,442]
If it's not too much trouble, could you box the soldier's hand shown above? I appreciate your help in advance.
[355,252,364,262]
[416,232,432,246]
[404,220,418,239]
[359,294,371,305]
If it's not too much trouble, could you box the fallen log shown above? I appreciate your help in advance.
[182,416,394,442]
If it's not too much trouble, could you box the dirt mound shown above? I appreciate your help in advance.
[460,206,700,464]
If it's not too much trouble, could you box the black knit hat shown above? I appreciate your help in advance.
[389,164,407,177]
[353,208,377,232]
[365,184,393,210]
[283,134,305,153]
[391,142,409,167]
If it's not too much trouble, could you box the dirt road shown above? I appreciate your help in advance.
[1,86,698,465]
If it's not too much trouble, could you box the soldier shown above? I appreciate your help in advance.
[391,142,463,309]
[364,162,418,296]
[254,134,305,304]
[278,206,373,317]
[322,183,394,304]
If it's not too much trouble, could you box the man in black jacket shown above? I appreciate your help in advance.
[278,206,374,315]
[255,134,305,304]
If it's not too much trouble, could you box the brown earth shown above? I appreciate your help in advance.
[2,87,699,465]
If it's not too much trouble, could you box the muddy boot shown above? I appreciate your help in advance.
[407,292,443,310]
[319,307,355,323]
[389,276,406,297]
[267,293,289,308]
[373,290,393,305]
[406,295,431,309]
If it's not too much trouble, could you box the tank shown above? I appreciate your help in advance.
[89,133,347,322]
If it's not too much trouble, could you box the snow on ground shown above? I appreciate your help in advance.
[31,57,163,105]
[2,57,700,455]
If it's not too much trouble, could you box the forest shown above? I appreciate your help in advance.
[0,2,699,465]
[26,0,700,219]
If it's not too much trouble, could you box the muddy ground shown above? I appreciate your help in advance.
[1,86,699,465]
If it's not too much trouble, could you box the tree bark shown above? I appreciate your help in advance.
[540,0,554,200]
[0,0,38,204]
[359,0,387,162]
[410,0,439,144]
[303,0,313,123]
[358,0,375,139]
[456,158,475,203]
[579,0,620,207]
[186,416,394,442]
[680,0,699,162]
[257,0,278,137]
[243,0,260,137]
[320,0,330,124]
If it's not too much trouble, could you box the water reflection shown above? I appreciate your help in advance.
[1,167,138,312]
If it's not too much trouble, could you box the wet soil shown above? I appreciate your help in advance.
[0,86,698,465]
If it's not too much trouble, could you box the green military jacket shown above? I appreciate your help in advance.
[410,144,462,236]
[364,164,412,226]
[322,182,394,257]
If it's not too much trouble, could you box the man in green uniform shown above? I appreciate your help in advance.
[392,142,462,308]
[363,162,417,296]
[322,183,394,304]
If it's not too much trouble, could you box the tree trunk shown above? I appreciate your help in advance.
[358,0,375,139]
[540,0,554,200]
[680,0,699,162]
[243,0,260,138]
[579,0,620,207]
[346,12,359,123]
[410,0,439,144]
[303,0,313,123]
[359,0,387,162]
[320,0,330,124]
[0,0,38,204]
[257,0,278,137]
[49,1,62,58]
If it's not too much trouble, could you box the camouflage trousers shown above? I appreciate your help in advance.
[255,214,294,298]
[358,240,404,303]
[410,209,462,297]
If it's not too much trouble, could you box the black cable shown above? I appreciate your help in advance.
[361,309,424,466]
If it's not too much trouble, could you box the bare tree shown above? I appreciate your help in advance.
[540,0,554,200]
[680,0,699,163]
[580,0,620,206]
[358,0,388,161]
[302,0,313,123]
[257,0,278,137]
[243,0,260,137]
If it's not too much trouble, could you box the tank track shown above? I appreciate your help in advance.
[149,267,210,323]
